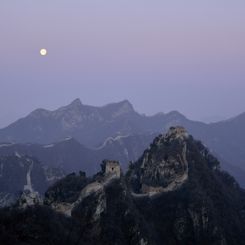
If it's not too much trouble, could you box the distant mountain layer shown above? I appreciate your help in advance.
[0,98,209,148]
[0,134,156,175]
[0,99,245,185]
[0,99,164,147]
[1,132,245,189]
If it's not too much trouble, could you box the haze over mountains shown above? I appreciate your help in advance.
[0,134,156,175]
[0,98,186,146]
[0,99,245,187]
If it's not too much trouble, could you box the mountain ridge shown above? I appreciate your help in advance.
[1,99,245,187]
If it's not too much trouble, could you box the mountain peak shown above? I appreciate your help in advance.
[114,100,135,113]
[119,99,133,106]
[56,98,83,114]
[102,99,136,118]
[69,98,83,108]
[166,110,186,119]
[129,126,223,197]
[165,126,189,141]
[130,127,190,195]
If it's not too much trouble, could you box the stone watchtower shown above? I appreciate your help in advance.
[101,160,121,178]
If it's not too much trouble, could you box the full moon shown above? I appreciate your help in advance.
[40,49,47,56]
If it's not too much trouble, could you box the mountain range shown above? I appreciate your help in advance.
[0,99,245,187]
[0,134,155,175]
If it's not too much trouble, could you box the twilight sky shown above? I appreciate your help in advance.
[0,0,245,127]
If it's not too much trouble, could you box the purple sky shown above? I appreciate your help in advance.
[0,1,245,127]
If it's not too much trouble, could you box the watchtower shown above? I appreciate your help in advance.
[101,160,121,178]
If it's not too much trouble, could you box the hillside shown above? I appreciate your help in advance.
[1,127,245,244]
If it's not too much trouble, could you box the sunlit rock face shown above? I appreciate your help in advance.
[129,127,190,195]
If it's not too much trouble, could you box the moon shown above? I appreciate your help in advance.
[40,49,47,56]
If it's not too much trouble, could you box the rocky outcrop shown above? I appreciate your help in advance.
[128,127,222,196]
[0,155,63,208]
[131,127,189,196]
[18,190,43,208]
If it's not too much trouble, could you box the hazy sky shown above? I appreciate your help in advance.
[0,0,245,127]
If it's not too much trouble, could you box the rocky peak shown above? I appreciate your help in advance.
[118,99,134,109]
[52,99,85,128]
[166,110,186,119]
[30,99,83,120]
[68,98,83,108]
[129,127,189,196]
[164,126,189,141]
[151,126,189,152]
[106,100,135,118]
[60,98,83,113]
[128,126,224,198]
